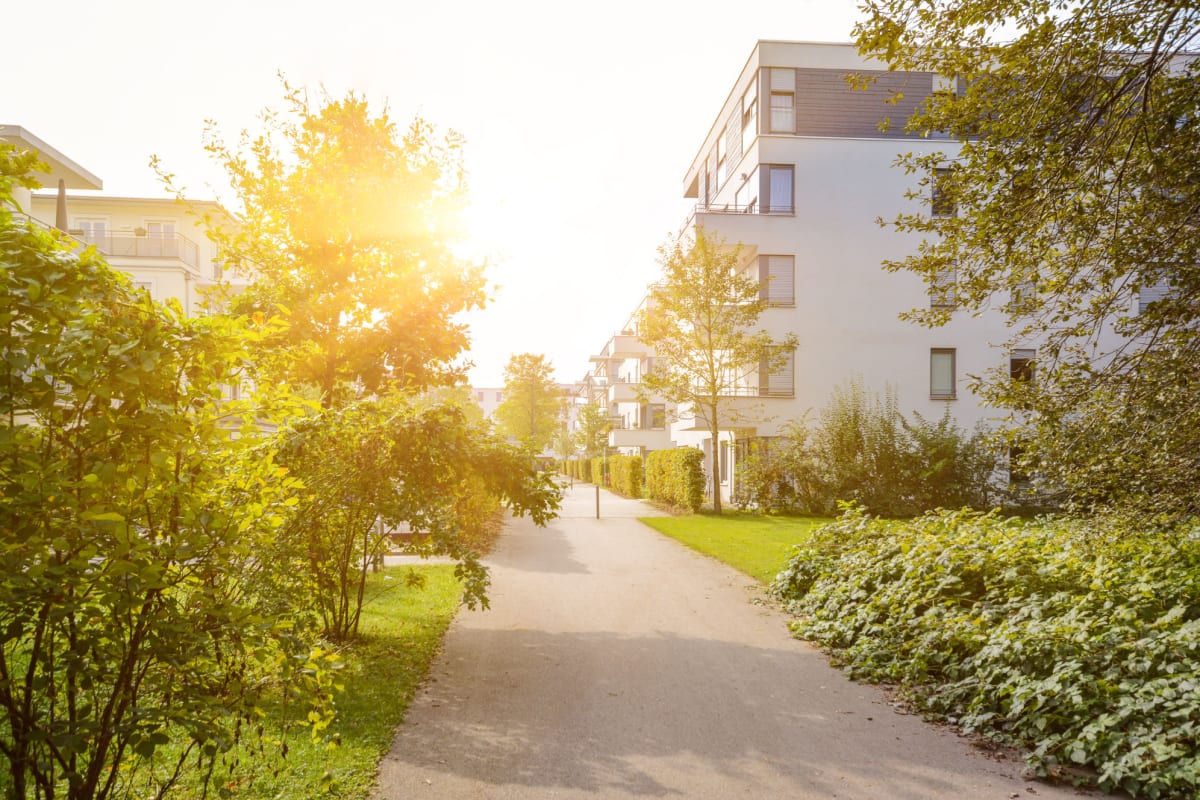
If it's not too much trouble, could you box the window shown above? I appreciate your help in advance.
[757,348,795,397]
[1010,348,1035,409]
[1137,276,1172,313]
[761,164,794,214]
[930,262,957,309]
[477,391,484,402]
[930,348,956,399]
[769,68,796,133]
[1012,274,1036,308]
[145,220,179,257]
[741,77,758,152]
[931,167,956,218]
[74,217,108,248]
[495,391,502,402]
[759,255,795,305]
[719,441,729,484]
[716,127,727,189]
[641,404,666,431]
[131,280,153,297]
[770,93,795,133]
[146,220,176,238]
[1010,348,1035,383]
[735,169,758,212]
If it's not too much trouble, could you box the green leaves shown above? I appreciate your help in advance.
[1,201,324,799]
[855,0,1200,517]
[270,392,560,640]
[772,508,1200,798]
[494,353,563,453]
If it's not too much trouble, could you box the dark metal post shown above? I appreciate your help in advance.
[595,485,600,519]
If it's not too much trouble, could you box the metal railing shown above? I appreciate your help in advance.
[694,202,795,215]
[73,231,201,270]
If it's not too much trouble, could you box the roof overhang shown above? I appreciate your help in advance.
[0,125,102,190]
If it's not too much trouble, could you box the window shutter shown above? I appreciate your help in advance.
[766,255,794,305]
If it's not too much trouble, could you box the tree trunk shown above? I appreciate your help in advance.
[710,412,722,515]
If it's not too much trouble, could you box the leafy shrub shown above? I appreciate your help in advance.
[771,508,1200,799]
[645,448,705,512]
[590,456,606,487]
[608,454,644,498]
[737,380,998,516]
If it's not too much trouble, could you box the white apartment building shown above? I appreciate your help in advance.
[586,293,673,456]
[3,125,236,317]
[584,41,1120,505]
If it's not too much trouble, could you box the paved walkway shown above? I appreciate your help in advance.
[373,484,1102,799]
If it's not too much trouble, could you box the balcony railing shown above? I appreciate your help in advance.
[718,385,795,398]
[695,202,794,215]
[73,231,200,271]
[680,202,796,238]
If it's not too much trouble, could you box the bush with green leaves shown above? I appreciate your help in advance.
[771,508,1200,799]
[608,454,644,498]
[644,448,705,512]
[0,174,325,798]
[273,395,560,641]
[590,456,606,487]
[738,380,998,516]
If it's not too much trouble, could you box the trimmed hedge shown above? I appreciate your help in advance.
[565,458,593,483]
[645,448,705,512]
[608,454,643,498]
[590,456,606,487]
[771,507,1200,799]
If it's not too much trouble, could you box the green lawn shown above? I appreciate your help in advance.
[173,564,463,800]
[639,513,829,585]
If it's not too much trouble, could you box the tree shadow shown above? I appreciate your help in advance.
[483,515,590,575]
[376,628,1108,798]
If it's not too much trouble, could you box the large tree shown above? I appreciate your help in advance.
[638,230,797,513]
[198,82,486,407]
[855,1,1200,517]
[494,353,562,453]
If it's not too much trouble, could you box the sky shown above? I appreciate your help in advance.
[7,0,864,386]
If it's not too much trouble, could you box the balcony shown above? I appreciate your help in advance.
[680,202,793,245]
[609,425,672,450]
[589,333,647,362]
[607,381,640,403]
[73,231,201,272]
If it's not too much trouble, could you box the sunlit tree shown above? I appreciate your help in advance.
[494,353,562,453]
[198,81,486,407]
[638,230,797,513]
[575,403,612,459]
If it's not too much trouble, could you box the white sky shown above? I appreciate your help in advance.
[7,0,863,386]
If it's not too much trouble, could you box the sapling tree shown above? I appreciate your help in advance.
[638,229,797,513]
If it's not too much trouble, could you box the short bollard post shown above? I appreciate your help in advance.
[595,485,600,519]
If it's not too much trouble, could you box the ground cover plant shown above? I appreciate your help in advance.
[771,508,1200,799]
[641,514,825,585]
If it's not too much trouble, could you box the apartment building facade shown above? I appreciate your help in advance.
[4,125,235,317]
[582,41,1111,505]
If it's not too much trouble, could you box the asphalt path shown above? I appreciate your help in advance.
[373,484,1104,799]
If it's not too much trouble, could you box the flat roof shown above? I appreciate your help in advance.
[0,125,103,190]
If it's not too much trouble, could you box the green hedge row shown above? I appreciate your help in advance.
[645,448,705,512]
[771,507,1200,799]
[608,454,643,499]
[565,459,593,483]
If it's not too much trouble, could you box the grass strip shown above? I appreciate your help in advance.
[639,513,827,585]
[175,564,462,799]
